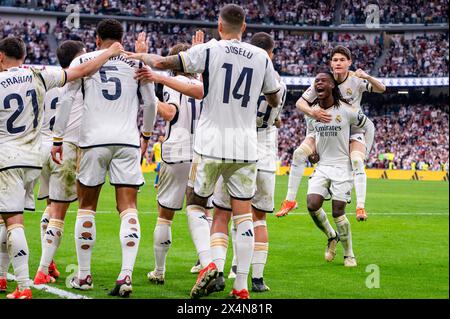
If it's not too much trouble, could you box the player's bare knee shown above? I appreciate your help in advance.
[252,209,266,222]
[158,206,175,220]
[293,143,314,164]
[186,186,208,207]
[307,194,323,212]
[331,200,346,218]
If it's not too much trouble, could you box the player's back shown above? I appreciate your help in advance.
[0,67,49,169]
[187,39,279,162]
[162,75,203,164]
[72,50,142,148]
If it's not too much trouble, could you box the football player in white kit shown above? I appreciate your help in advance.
[306,72,374,267]
[134,42,212,285]
[209,32,286,294]
[51,19,157,297]
[0,37,123,299]
[127,5,281,299]
[33,40,87,286]
[277,46,385,221]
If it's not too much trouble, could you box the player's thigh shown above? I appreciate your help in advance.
[252,170,276,213]
[38,143,52,201]
[350,127,367,155]
[77,147,111,187]
[188,154,222,198]
[307,166,331,205]
[110,146,144,187]
[115,186,138,212]
[224,162,257,201]
[49,142,78,203]
[157,162,190,211]
[211,175,232,211]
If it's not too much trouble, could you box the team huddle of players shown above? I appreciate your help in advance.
[0,4,385,300]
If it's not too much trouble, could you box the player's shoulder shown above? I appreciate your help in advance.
[348,70,365,84]
[339,100,359,114]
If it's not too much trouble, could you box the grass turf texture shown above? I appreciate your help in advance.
[1,173,448,299]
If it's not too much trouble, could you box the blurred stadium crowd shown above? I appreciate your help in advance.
[0,0,448,171]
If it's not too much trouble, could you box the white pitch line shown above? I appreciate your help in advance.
[7,273,91,299]
[60,210,449,216]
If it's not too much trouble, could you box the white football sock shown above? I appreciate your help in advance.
[206,215,213,230]
[153,217,172,274]
[210,232,228,273]
[286,144,312,201]
[187,205,211,268]
[0,220,10,278]
[310,208,337,239]
[233,213,254,291]
[40,206,50,254]
[39,219,64,274]
[7,224,30,290]
[351,151,367,209]
[75,210,96,279]
[334,215,354,257]
[118,209,141,281]
[252,242,268,279]
[230,221,237,267]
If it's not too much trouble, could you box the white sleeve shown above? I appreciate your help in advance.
[301,84,317,105]
[178,41,212,74]
[52,80,81,141]
[359,79,372,93]
[163,85,182,109]
[139,82,157,135]
[262,58,281,95]
[39,69,67,91]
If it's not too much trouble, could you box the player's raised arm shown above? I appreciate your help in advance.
[354,69,386,93]
[65,42,123,82]
[140,81,158,138]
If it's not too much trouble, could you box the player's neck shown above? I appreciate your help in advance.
[98,40,118,50]
[334,71,349,83]
[0,60,21,71]
[220,33,242,41]
[319,97,335,110]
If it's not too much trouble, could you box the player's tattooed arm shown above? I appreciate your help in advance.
[127,53,182,71]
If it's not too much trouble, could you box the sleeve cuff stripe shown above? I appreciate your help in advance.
[263,87,281,95]
[53,137,63,141]
[178,53,186,73]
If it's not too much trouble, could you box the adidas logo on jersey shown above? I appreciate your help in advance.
[241,229,254,237]
[14,250,27,258]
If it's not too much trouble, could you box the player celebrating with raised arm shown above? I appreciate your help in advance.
[306,72,374,267]
[127,4,281,299]
[0,37,122,299]
[277,46,385,221]
[51,19,157,297]
[33,40,87,285]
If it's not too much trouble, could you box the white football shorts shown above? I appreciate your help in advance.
[77,146,144,187]
[307,164,353,203]
[38,141,78,202]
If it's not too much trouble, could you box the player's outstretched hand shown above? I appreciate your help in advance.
[354,68,369,79]
[107,42,124,57]
[312,107,332,123]
[192,30,204,46]
[135,32,149,54]
[135,67,160,83]
[51,145,63,165]
[123,51,143,61]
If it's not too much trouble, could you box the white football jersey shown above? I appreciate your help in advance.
[306,101,370,168]
[256,81,287,172]
[179,39,280,162]
[161,75,203,163]
[302,71,372,109]
[0,67,66,170]
[41,86,83,145]
[68,50,155,148]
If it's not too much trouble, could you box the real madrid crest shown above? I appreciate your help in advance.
[346,88,352,96]
[335,115,342,123]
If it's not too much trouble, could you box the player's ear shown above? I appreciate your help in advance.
[96,36,101,48]
[241,22,246,34]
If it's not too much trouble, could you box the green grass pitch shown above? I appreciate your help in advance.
[2,173,448,299]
